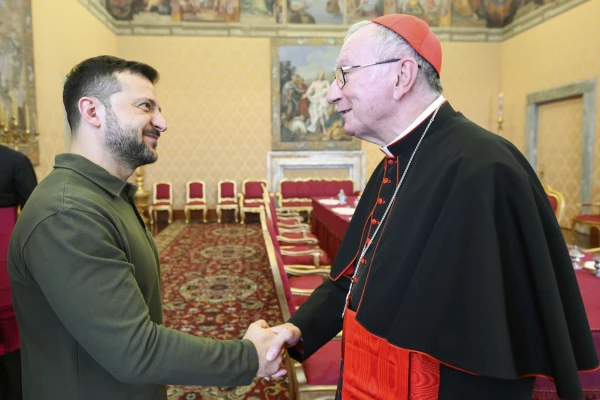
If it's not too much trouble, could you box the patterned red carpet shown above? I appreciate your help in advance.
[154,221,293,400]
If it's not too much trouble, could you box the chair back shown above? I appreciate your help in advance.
[543,183,565,222]
[153,182,173,204]
[261,185,282,234]
[259,207,295,319]
[218,180,236,201]
[260,206,341,395]
[243,179,268,200]
[186,180,206,202]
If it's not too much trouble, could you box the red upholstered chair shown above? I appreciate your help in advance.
[571,197,600,240]
[261,184,309,231]
[260,207,328,303]
[183,180,207,223]
[543,183,565,222]
[261,198,330,268]
[259,206,340,399]
[149,181,173,225]
[262,186,319,246]
[276,178,356,221]
[238,179,267,224]
[216,180,238,223]
[278,179,314,214]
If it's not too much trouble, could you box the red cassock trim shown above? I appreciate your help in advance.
[342,308,440,399]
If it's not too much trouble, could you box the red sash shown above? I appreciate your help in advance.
[341,308,440,399]
[0,207,19,355]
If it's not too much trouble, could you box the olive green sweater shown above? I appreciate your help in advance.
[8,154,258,400]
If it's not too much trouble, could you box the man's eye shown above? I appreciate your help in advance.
[140,103,151,110]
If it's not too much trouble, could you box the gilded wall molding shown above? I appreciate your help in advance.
[78,0,588,42]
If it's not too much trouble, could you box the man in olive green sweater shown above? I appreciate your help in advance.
[8,56,289,400]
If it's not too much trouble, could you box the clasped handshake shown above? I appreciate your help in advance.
[242,320,302,380]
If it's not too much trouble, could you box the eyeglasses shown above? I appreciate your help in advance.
[334,58,421,89]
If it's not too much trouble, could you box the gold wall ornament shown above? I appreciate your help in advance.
[134,166,151,225]
[497,92,504,136]
[0,0,40,165]
[0,95,39,160]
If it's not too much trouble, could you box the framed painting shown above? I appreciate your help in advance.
[271,38,360,151]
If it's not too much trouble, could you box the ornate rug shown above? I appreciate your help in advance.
[155,221,293,399]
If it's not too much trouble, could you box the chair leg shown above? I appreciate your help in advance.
[168,209,173,224]
[217,208,222,223]
[203,208,207,223]
[234,208,239,223]
[149,208,154,225]
[240,210,245,224]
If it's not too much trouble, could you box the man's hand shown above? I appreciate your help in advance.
[267,323,302,361]
[243,320,293,379]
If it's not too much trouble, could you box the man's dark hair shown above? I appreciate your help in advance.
[63,55,159,132]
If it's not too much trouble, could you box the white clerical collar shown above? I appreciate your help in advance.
[380,95,446,157]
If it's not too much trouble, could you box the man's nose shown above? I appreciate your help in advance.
[327,80,341,105]
[152,112,167,133]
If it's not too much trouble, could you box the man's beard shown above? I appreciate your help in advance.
[104,107,158,171]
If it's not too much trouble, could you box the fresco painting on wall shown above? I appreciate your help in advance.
[105,0,172,20]
[346,0,384,24]
[240,0,282,24]
[173,0,240,22]
[105,0,240,23]
[271,39,360,151]
[287,0,343,24]
[384,0,452,26]
[102,0,561,27]
[0,0,39,165]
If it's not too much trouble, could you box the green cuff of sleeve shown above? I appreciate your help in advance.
[240,339,260,385]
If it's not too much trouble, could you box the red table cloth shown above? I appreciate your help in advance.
[311,196,357,260]
[533,248,600,399]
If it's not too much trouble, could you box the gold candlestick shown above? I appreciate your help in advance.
[3,108,9,136]
[11,94,17,125]
[134,167,151,224]
[25,103,30,132]
[497,92,504,136]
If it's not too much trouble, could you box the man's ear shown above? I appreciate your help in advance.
[392,58,419,101]
[78,97,102,128]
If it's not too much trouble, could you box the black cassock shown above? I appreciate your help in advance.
[289,102,598,399]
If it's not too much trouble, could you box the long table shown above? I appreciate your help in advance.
[533,250,600,399]
[310,200,600,397]
[311,196,357,260]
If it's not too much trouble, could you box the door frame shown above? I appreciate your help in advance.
[525,78,597,205]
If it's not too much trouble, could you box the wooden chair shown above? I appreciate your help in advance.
[149,181,173,225]
[238,179,267,224]
[572,200,600,240]
[543,183,565,222]
[216,180,238,223]
[261,184,308,230]
[184,180,207,223]
[259,207,340,399]
[262,186,319,246]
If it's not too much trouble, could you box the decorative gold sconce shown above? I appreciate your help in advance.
[497,92,504,136]
[0,96,39,164]
[134,166,151,225]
